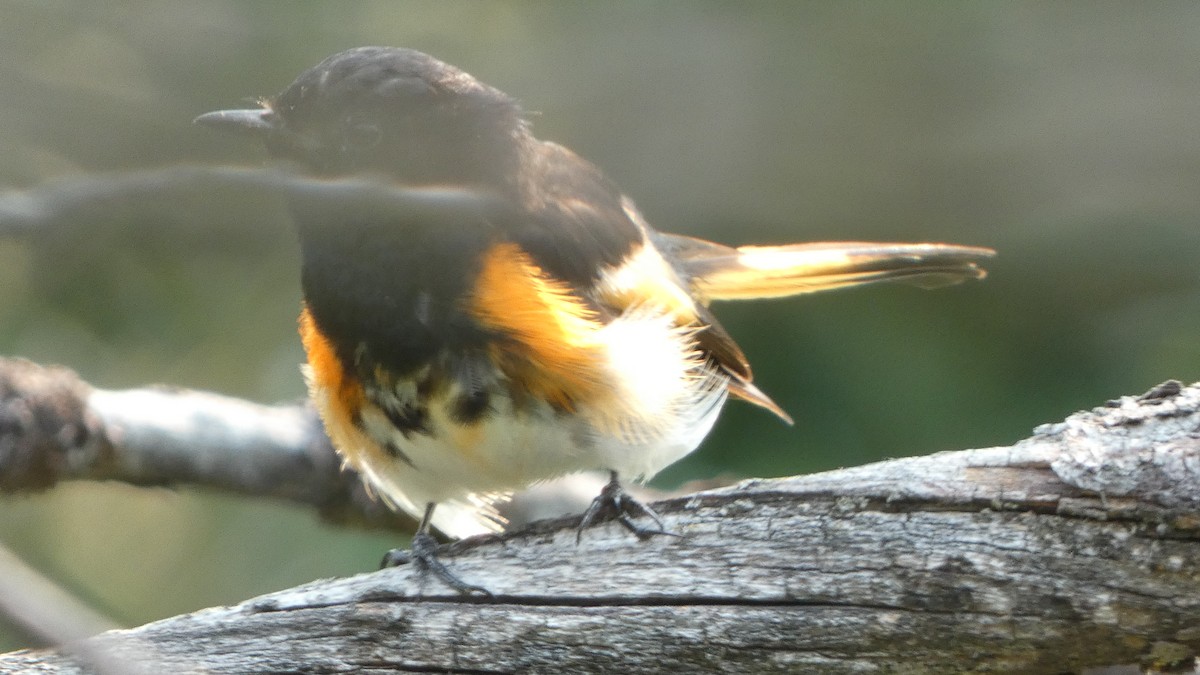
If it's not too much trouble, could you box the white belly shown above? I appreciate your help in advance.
[349,379,726,538]
[314,307,729,539]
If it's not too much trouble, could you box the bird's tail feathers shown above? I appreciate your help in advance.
[663,237,995,302]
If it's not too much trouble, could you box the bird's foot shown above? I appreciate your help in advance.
[576,472,679,543]
[381,532,491,597]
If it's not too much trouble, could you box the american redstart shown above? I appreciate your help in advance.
[197,46,993,593]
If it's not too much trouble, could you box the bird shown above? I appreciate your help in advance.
[196,46,994,592]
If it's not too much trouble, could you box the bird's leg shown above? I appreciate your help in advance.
[381,502,490,596]
[576,470,679,543]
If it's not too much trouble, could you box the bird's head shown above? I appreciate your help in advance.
[196,46,527,187]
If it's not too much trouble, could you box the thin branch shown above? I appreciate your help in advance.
[0,544,156,675]
[0,543,118,645]
[0,165,503,238]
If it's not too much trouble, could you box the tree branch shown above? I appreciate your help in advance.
[0,357,422,532]
[1,357,1198,673]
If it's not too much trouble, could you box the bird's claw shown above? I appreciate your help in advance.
[576,472,679,543]
[381,532,491,597]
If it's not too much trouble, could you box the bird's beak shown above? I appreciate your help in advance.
[193,108,276,135]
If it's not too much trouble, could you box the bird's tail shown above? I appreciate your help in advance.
[655,234,995,303]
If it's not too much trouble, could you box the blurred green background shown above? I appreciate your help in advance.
[2,0,1199,649]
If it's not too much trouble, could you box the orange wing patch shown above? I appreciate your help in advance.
[467,242,610,411]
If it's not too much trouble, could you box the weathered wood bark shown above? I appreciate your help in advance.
[1,379,1198,673]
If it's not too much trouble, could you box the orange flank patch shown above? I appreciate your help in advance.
[298,307,365,434]
[299,306,412,489]
[468,242,609,411]
[298,307,412,509]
